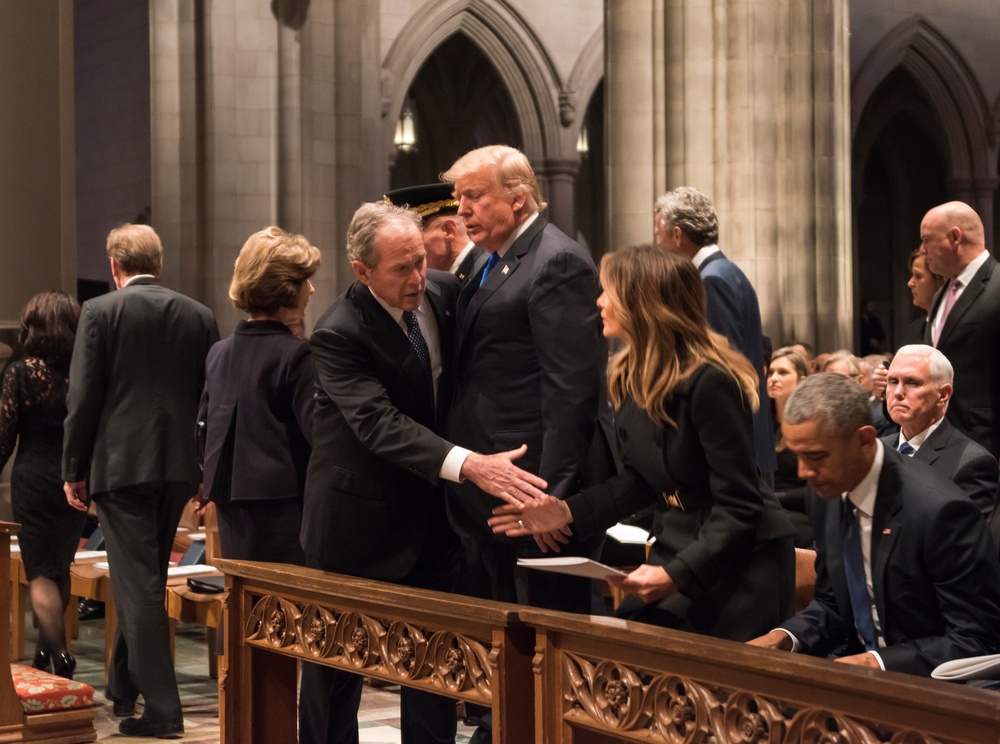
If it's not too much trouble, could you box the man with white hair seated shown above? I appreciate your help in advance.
[882,344,998,520]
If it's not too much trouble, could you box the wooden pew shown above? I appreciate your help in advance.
[520,607,1000,744]
[216,558,534,744]
[1,521,98,743]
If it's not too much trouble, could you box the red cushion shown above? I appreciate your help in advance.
[10,663,95,714]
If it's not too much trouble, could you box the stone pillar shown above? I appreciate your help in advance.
[605,0,852,349]
[538,158,580,238]
[0,0,76,322]
[605,0,660,249]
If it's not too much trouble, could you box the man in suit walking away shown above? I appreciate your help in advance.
[654,187,777,483]
[881,344,997,519]
[748,374,1000,677]
[63,224,219,738]
[921,201,1000,456]
[299,201,547,744]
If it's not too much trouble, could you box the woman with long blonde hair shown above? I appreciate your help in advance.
[491,244,795,639]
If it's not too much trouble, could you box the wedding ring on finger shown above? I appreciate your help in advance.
[518,520,524,528]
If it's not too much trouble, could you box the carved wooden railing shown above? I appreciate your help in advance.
[215,558,534,744]
[521,608,1000,744]
[217,559,1000,744]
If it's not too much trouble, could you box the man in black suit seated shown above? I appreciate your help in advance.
[385,183,481,287]
[298,201,547,744]
[921,201,1000,456]
[749,373,1000,676]
[63,224,219,738]
[881,344,997,519]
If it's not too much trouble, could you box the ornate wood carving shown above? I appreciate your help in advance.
[560,652,944,744]
[243,594,492,702]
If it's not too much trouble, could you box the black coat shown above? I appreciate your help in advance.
[199,319,313,504]
[567,364,796,640]
[300,273,459,581]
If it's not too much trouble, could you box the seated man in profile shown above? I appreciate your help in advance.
[882,344,997,519]
[748,373,1000,677]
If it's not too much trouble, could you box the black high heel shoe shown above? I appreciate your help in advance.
[53,652,76,680]
[32,646,52,673]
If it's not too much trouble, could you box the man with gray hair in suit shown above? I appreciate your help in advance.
[881,344,997,520]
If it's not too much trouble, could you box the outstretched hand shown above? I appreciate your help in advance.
[461,445,548,507]
[488,495,574,552]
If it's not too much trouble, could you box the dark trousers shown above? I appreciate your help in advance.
[299,539,459,744]
[94,482,192,723]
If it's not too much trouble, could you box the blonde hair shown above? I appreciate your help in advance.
[106,224,163,275]
[602,244,759,427]
[441,145,547,212]
[229,226,320,314]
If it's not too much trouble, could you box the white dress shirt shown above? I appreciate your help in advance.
[930,249,989,343]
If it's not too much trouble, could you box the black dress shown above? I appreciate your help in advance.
[0,357,85,580]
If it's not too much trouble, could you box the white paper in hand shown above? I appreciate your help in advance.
[517,556,627,581]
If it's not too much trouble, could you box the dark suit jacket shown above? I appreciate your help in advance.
[300,272,460,581]
[199,319,313,504]
[925,255,1000,455]
[446,216,615,542]
[781,447,1000,676]
[567,364,795,639]
[62,278,219,492]
[698,251,777,475]
[452,244,482,288]
[881,417,997,518]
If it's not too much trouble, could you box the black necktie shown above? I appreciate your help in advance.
[841,499,878,651]
[402,310,433,398]
[478,252,500,288]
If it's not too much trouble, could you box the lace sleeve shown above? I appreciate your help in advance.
[0,363,21,471]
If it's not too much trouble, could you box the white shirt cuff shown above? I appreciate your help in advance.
[869,651,886,670]
[774,628,801,653]
[440,446,473,483]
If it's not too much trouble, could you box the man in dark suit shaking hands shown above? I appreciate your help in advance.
[442,146,615,613]
[299,201,546,744]
[921,201,1000,456]
[749,374,1000,676]
[63,224,219,738]
[881,344,997,519]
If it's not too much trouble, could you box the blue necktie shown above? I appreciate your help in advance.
[898,441,914,456]
[841,499,878,651]
[478,252,500,287]
[402,310,433,398]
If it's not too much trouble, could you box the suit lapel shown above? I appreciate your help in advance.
[353,281,412,368]
[937,256,996,347]
[914,419,949,467]
[824,497,854,629]
[456,216,547,353]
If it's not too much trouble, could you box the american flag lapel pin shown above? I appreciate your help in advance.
[501,265,509,275]
[882,528,891,534]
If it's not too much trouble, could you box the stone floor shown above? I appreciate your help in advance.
[22,612,477,743]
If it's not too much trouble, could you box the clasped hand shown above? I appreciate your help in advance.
[488,493,573,553]
[461,444,549,508]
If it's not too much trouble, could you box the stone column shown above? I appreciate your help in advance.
[538,158,580,238]
[605,0,853,349]
[605,0,660,249]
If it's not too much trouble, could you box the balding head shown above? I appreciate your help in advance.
[920,201,986,278]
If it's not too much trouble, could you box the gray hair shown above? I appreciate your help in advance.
[784,373,872,437]
[346,201,422,268]
[654,187,719,247]
[821,351,862,377]
[894,344,954,386]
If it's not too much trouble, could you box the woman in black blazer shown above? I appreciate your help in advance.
[199,226,320,564]
[491,244,795,640]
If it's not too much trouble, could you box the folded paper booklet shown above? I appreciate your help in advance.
[517,557,627,581]
[166,565,218,578]
[605,523,651,545]
[74,550,107,560]
[932,653,1000,681]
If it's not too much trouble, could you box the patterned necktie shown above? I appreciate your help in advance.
[402,310,433,397]
[898,441,914,456]
[841,499,878,651]
[478,252,500,288]
[932,278,961,347]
